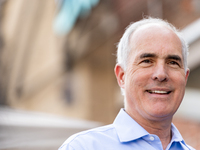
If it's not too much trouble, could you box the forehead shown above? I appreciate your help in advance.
[129,24,183,59]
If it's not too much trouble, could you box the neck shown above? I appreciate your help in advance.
[126,109,172,150]
[141,121,172,150]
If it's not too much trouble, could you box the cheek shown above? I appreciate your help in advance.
[171,71,187,87]
[169,71,187,103]
[125,69,151,94]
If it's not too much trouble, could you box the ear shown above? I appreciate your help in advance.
[185,68,190,83]
[114,64,125,89]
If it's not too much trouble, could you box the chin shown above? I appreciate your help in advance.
[149,111,174,121]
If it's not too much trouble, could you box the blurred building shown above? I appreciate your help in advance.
[0,0,200,149]
[0,106,101,150]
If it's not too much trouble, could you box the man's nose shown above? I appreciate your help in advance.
[151,63,169,82]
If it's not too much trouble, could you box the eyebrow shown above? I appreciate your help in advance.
[166,55,182,62]
[139,53,157,59]
[139,53,182,62]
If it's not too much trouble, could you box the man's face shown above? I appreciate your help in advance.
[115,24,189,122]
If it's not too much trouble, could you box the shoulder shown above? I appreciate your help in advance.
[59,124,117,150]
[67,124,115,142]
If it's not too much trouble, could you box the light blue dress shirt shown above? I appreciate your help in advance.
[59,109,195,150]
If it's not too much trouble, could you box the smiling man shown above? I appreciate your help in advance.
[59,18,194,150]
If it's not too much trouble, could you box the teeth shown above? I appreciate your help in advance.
[149,90,168,94]
[154,90,167,94]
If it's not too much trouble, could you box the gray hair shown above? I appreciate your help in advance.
[116,17,189,95]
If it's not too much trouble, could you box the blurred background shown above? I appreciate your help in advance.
[0,0,200,149]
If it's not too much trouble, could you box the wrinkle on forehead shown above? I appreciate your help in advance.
[131,24,179,46]
[126,23,183,67]
[129,24,182,55]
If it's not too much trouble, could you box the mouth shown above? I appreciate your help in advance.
[146,90,171,94]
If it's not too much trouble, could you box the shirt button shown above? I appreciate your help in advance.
[150,136,155,141]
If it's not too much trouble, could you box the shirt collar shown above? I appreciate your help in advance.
[113,108,149,142]
[171,123,184,142]
[170,124,194,149]
[113,108,187,145]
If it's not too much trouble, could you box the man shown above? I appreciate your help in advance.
[59,17,194,150]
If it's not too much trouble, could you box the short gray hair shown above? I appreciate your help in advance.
[116,17,189,95]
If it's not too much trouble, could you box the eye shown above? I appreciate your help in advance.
[139,59,154,67]
[168,61,180,67]
[141,59,152,63]
[169,61,178,65]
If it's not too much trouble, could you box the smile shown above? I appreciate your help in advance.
[147,90,171,94]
